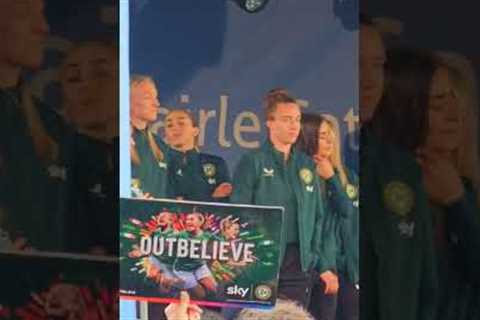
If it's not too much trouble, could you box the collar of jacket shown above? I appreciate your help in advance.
[170,147,199,162]
[262,139,298,167]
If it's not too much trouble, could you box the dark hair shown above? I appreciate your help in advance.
[263,88,297,120]
[371,47,436,152]
[297,113,326,157]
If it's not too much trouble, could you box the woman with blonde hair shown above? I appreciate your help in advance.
[416,52,480,319]
[424,52,480,205]
[297,113,359,320]
[59,40,119,254]
[130,75,172,199]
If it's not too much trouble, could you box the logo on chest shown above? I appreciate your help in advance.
[158,161,167,169]
[383,181,414,218]
[398,221,415,238]
[89,183,106,198]
[203,163,217,184]
[47,165,67,181]
[299,168,314,192]
[346,183,358,199]
[262,168,274,177]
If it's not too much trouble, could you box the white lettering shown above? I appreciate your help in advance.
[190,239,201,259]
[140,237,151,255]
[219,241,229,261]
[198,109,216,147]
[218,95,232,148]
[234,111,261,149]
[226,285,250,298]
[243,243,255,263]
[138,236,256,262]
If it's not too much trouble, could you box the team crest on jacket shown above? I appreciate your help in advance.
[383,181,414,217]
[131,178,141,189]
[203,163,216,177]
[299,168,313,185]
[346,184,357,199]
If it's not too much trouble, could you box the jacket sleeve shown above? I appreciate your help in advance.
[216,157,231,184]
[324,173,355,219]
[360,211,380,320]
[327,170,360,284]
[166,159,179,199]
[151,134,177,199]
[230,153,257,205]
[444,180,480,284]
[213,157,232,203]
[314,176,337,273]
[417,180,438,320]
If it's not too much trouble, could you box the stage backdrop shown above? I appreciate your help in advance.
[120,0,359,197]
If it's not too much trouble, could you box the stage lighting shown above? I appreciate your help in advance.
[234,0,270,13]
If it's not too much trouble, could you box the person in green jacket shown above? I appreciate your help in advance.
[59,40,118,255]
[359,16,437,320]
[414,52,480,320]
[298,113,359,320]
[164,109,232,202]
[231,88,338,308]
[0,0,70,251]
[130,75,172,199]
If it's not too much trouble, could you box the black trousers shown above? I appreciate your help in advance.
[309,273,359,320]
[277,244,317,308]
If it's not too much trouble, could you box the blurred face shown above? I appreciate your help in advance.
[130,80,160,123]
[0,0,49,69]
[185,214,203,232]
[46,284,85,319]
[317,121,334,158]
[426,67,461,152]
[267,102,301,147]
[224,223,240,240]
[60,44,118,131]
[164,111,199,150]
[157,212,173,228]
[360,25,386,123]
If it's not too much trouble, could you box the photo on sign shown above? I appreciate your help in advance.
[120,198,284,309]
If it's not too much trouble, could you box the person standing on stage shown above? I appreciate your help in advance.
[130,75,172,199]
[231,88,338,308]
[164,109,232,203]
[298,113,359,320]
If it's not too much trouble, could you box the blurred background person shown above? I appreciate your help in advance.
[359,17,437,320]
[58,40,118,255]
[164,109,232,203]
[359,14,386,126]
[0,0,70,251]
[298,113,359,320]
[417,52,480,320]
